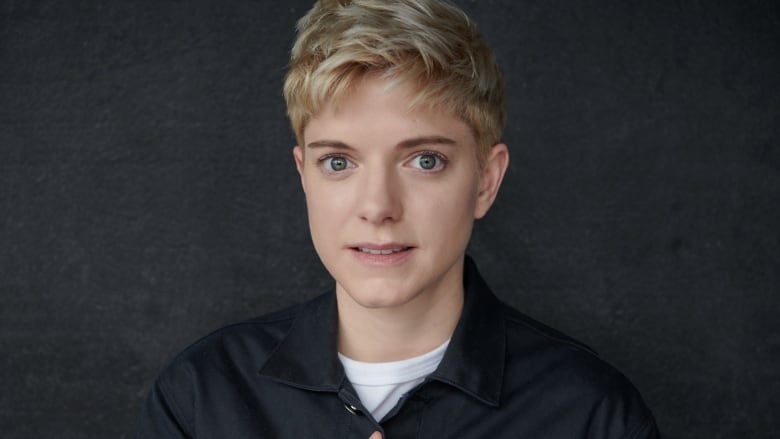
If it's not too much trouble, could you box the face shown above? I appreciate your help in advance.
[293,76,508,313]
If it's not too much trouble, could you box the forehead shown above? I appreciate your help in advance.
[303,76,476,149]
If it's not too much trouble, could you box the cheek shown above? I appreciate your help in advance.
[410,180,478,232]
[305,192,339,257]
[305,194,329,227]
[304,182,351,229]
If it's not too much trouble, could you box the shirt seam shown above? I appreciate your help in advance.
[157,372,194,437]
[504,313,599,357]
[621,415,656,439]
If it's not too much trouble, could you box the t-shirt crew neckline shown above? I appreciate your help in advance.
[338,339,450,420]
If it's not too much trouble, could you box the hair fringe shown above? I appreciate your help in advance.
[284,0,506,165]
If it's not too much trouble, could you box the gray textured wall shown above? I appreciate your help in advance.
[1,1,778,437]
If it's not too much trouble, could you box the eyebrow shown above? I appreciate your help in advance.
[305,135,459,150]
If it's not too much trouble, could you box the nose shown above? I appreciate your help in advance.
[357,165,403,224]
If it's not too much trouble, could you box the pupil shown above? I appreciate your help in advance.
[331,157,346,171]
[420,155,436,169]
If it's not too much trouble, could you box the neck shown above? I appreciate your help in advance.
[336,281,464,363]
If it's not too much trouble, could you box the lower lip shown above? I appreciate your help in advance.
[350,247,414,266]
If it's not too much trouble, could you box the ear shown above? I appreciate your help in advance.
[293,146,307,193]
[474,143,509,219]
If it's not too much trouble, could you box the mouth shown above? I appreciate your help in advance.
[348,244,415,265]
[354,246,411,255]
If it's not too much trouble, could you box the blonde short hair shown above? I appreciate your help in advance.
[283,0,505,165]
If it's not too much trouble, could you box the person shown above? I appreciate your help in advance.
[134,0,659,437]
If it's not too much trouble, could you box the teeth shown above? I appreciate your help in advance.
[358,247,406,255]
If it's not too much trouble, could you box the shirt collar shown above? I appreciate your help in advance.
[257,255,506,406]
[257,292,346,392]
[428,256,505,406]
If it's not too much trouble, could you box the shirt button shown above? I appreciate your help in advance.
[344,403,362,416]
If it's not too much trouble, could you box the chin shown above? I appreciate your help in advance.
[337,279,419,310]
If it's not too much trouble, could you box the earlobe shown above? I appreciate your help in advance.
[474,143,509,219]
[293,146,306,193]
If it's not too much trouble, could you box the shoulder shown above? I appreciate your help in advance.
[500,303,600,366]
[500,301,641,396]
[499,302,657,436]
[157,293,326,385]
[134,294,334,437]
[501,301,619,383]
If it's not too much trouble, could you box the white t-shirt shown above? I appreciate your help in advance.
[338,339,450,422]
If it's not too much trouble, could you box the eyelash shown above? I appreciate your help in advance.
[408,151,448,172]
[317,155,351,175]
[316,151,449,174]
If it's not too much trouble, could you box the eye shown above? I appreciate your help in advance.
[321,155,354,173]
[408,152,446,171]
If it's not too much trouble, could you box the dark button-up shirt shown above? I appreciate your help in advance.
[134,257,658,438]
